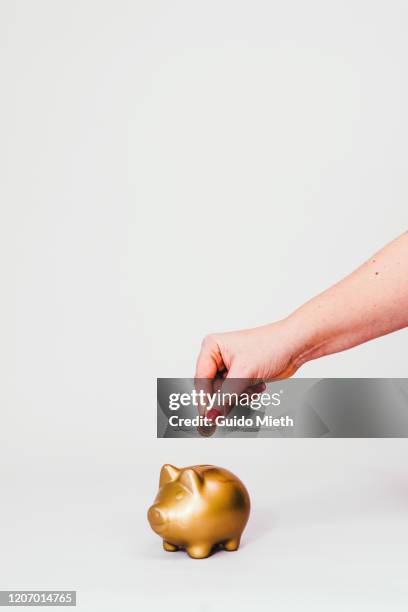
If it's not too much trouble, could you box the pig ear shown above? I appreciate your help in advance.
[179,468,202,495]
[159,464,180,487]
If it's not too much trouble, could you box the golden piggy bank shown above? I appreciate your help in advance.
[147,464,250,559]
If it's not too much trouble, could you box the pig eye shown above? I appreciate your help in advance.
[175,492,184,500]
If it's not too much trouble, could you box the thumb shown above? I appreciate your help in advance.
[194,336,220,416]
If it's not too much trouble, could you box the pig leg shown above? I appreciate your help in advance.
[163,541,179,552]
[186,543,213,559]
[223,537,240,551]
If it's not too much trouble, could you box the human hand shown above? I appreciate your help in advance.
[195,231,408,422]
[195,319,305,417]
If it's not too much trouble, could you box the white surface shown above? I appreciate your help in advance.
[1,1,408,610]
[2,442,408,611]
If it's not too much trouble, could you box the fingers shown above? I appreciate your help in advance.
[211,363,261,417]
[195,335,224,416]
[205,377,266,422]
[248,381,267,395]
[221,361,254,389]
[213,379,266,398]
[195,334,266,420]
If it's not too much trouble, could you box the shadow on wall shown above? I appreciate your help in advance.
[246,466,408,545]
[296,379,408,437]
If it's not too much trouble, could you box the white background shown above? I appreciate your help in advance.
[1,1,408,610]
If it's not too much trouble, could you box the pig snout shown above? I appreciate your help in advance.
[148,505,166,533]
